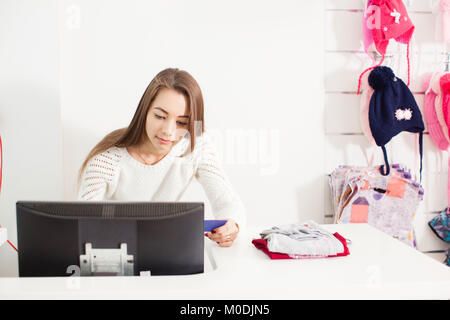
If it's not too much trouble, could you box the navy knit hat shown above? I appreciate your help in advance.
[368,66,424,181]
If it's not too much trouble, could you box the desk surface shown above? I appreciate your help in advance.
[0,224,449,299]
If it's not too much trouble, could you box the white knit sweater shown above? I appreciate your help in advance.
[77,132,247,228]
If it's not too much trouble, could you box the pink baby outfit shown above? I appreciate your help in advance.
[423,72,450,150]
[433,72,450,143]
[440,73,450,138]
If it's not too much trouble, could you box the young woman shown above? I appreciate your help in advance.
[77,68,246,247]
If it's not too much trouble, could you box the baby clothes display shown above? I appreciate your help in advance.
[355,0,449,267]
[423,72,450,262]
[252,221,350,260]
[329,164,424,247]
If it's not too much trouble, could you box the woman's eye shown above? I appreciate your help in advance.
[154,113,186,126]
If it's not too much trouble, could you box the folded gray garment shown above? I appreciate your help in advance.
[260,221,344,256]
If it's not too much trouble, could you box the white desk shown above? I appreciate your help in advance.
[0,224,449,299]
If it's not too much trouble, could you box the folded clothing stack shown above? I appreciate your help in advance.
[252,221,350,260]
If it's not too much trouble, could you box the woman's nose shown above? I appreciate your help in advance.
[161,120,177,139]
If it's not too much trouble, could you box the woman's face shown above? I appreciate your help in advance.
[144,88,190,154]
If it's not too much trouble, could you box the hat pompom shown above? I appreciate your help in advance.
[368,66,395,90]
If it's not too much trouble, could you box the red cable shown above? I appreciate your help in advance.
[7,240,18,252]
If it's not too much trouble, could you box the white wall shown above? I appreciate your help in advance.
[0,0,63,276]
[0,0,326,277]
[60,0,325,226]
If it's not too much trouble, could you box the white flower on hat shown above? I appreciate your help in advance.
[395,108,412,120]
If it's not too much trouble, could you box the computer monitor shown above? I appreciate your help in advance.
[16,201,204,277]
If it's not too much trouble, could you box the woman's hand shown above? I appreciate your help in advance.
[205,219,239,247]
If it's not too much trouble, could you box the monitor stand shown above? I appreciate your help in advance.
[79,243,134,276]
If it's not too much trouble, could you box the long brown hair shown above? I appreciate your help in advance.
[77,68,205,186]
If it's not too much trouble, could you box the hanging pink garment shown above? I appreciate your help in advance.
[423,72,450,150]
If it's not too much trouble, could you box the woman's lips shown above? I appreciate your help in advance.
[157,136,171,144]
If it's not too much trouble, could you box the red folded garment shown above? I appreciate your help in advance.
[252,232,350,259]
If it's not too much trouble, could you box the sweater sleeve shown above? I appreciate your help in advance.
[77,147,122,200]
[193,133,247,229]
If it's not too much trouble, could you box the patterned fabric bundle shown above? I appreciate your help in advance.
[428,209,450,243]
[329,164,424,247]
